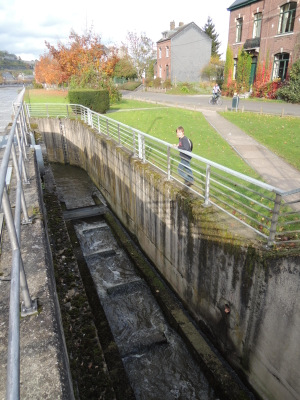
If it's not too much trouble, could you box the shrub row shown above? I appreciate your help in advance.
[68,89,109,114]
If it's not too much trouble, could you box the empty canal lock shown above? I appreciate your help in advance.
[52,163,221,399]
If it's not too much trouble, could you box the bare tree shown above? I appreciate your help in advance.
[124,32,156,79]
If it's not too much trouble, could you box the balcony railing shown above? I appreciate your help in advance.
[25,102,300,247]
[244,37,260,50]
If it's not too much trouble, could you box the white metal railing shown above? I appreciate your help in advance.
[1,89,37,400]
[26,102,300,247]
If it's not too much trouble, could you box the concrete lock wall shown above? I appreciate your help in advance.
[34,117,300,400]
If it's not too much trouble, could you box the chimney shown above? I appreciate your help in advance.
[179,22,184,27]
[170,21,175,30]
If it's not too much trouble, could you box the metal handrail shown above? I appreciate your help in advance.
[26,102,300,246]
[2,88,37,400]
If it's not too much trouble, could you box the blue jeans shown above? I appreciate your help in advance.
[178,158,193,182]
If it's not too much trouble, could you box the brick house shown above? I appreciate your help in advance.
[156,21,212,83]
[227,0,300,84]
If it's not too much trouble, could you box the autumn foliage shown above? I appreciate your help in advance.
[35,29,119,88]
[251,60,281,99]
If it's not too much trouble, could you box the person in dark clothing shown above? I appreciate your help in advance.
[173,126,193,186]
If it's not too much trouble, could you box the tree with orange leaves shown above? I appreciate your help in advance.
[35,53,65,85]
[35,28,120,89]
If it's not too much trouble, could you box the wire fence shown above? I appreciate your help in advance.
[26,102,300,247]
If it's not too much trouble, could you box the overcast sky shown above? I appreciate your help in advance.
[0,0,233,62]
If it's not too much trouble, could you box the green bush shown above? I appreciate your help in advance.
[118,81,142,91]
[180,86,189,93]
[144,78,153,87]
[276,60,300,103]
[162,79,172,89]
[32,80,43,89]
[68,89,109,114]
[153,77,161,88]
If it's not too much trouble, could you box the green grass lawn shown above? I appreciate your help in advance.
[108,100,259,178]
[25,90,299,175]
[221,111,300,171]
[25,89,69,104]
[109,99,167,110]
[25,90,300,241]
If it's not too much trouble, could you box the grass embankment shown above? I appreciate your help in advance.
[26,89,299,174]
[221,111,300,171]
[110,100,259,178]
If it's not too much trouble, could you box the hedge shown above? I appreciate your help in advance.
[68,89,110,114]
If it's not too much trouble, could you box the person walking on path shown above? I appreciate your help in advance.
[174,126,193,186]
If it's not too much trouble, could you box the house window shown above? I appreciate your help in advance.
[236,18,243,42]
[166,46,169,57]
[166,65,169,79]
[278,2,297,34]
[253,12,262,38]
[159,65,162,78]
[233,58,237,79]
[272,53,289,80]
[159,48,162,59]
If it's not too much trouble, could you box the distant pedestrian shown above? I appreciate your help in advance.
[173,126,193,186]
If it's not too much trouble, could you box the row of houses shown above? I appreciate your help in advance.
[154,0,300,85]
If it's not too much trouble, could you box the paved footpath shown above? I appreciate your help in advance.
[122,90,300,193]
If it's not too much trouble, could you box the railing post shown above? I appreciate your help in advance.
[106,119,109,137]
[167,146,171,180]
[1,187,37,315]
[11,143,31,223]
[132,129,136,156]
[118,123,121,145]
[268,193,282,246]
[16,120,27,161]
[14,124,29,184]
[204,164,211,206]
[6,247,21,400]
[25,103,30,120]
[19,105,28,144]
[138,133,143,159]
[97,115,100,133]
[89,110,93,128]
[46,104,49,118]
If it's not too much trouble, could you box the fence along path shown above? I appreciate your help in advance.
[26,102,300,247]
